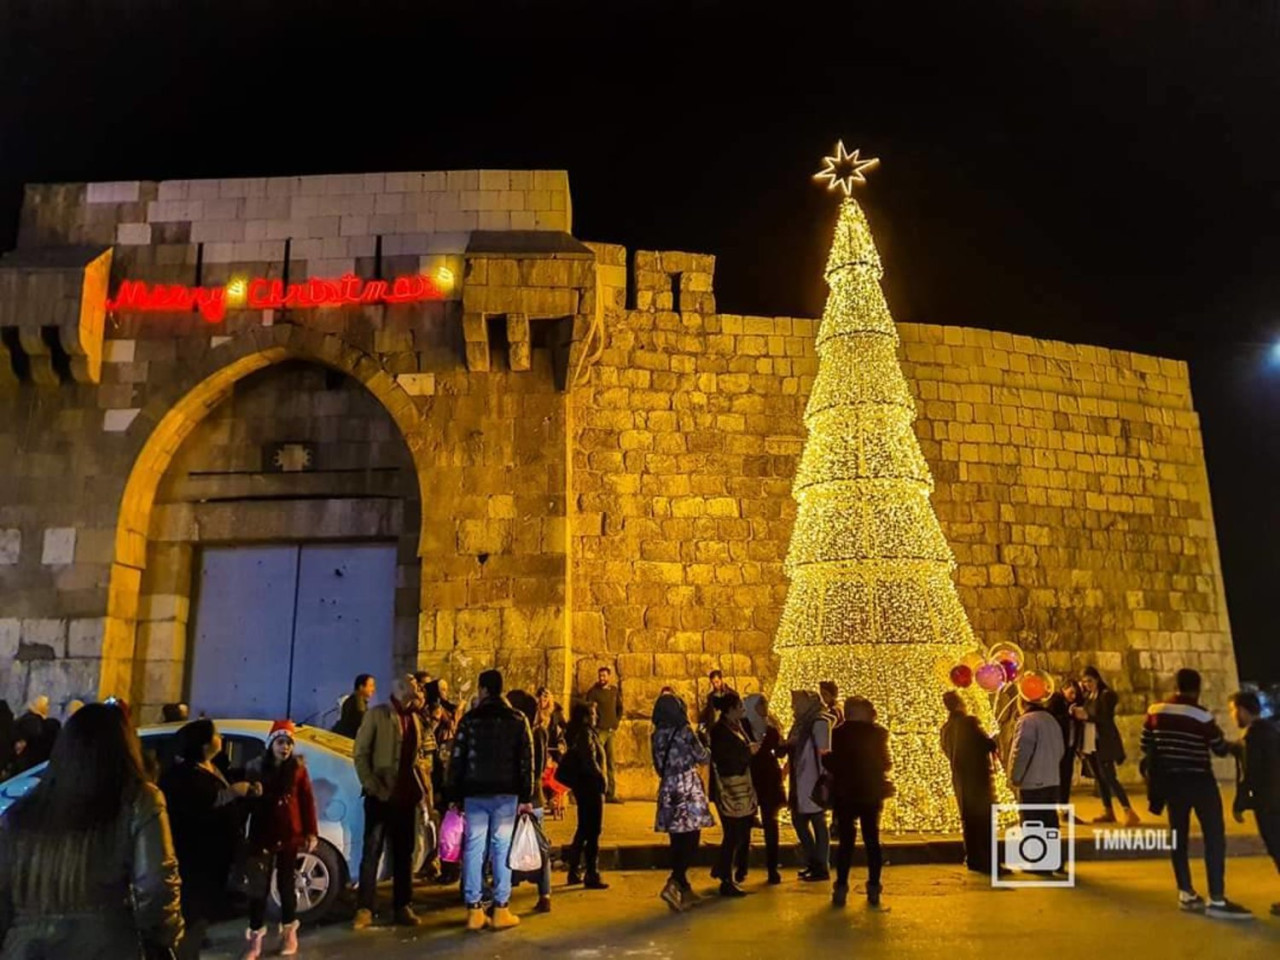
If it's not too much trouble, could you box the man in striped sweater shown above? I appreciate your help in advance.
[1142,668,1251,919]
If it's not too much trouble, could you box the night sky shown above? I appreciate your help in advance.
[2,1,1277,681]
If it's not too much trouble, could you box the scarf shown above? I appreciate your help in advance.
[743,694,768,742]
[787,690,825,745]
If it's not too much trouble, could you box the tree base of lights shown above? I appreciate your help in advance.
[773,642,1016,833]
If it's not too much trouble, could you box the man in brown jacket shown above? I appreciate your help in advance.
[352,674,432,929]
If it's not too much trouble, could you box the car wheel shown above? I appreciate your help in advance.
[270,840,345,922]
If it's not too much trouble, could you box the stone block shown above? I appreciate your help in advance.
[67,618,105,659]
[0,529,18,565]
[41,528,77,565]
[0,619,18,660]
[19,619,66,659]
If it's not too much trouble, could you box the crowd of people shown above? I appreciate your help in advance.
[0,660,1276,957]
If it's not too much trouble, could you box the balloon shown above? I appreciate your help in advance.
[949,664,974,688]
[1016,671,1054,703]
[975,661,1006,693]
[986,641,1025,670]
[999,657,1019,682]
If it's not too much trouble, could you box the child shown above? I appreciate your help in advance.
[241,720,318,958]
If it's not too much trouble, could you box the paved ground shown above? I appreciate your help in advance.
[206,857,1280,958]
[540,785,1264,868]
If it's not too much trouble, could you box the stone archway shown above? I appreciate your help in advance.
[99,325,431,708]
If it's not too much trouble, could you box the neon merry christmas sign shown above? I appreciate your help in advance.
[105,273,446,323]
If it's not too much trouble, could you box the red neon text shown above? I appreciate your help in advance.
[106,280,227,322]
[105,273,444,324]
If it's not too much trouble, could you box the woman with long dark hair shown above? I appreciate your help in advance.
[1048,678,1086,816]
[559,702,608,890]
[651,693,714,912]
[1075,666,1140,827]
[161,719,258,959]
[0,702,183,957]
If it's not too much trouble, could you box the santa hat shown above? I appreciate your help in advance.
[267,719,297,746]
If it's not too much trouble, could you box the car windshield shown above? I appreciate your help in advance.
[296,726,354,758]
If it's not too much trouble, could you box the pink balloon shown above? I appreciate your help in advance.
[975,662,1006,693]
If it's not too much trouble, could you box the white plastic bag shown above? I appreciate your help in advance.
[507,813,543,873]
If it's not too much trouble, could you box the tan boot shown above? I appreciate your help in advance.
[490,903,520,930]
[239,928,265,960]
[352,908,373,931]
[466,906,487,932]
[1123,807,1141,828]
[277,920,299,956]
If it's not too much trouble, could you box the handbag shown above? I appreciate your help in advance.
[507,813,545,873]
[438,807,465,863]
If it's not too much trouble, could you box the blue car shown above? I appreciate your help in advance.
[0,719,433,921]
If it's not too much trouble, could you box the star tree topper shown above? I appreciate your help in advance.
[814,140,880,196]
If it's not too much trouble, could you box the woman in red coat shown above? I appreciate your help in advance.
[241,720,318,959]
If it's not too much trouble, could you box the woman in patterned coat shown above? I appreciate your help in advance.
[651,693,715,912]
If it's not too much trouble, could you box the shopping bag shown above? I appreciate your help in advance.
[507,813,544,873]
[439,807,465,863]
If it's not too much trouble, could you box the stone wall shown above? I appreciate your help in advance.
[571,257,1236,793]
[0,171,1237,791]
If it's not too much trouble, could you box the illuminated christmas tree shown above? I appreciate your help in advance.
[772,144,1009,832]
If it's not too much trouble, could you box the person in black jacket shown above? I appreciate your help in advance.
[941,691,1000,875]
[509,689,555,912]
[1076,666,1140,826]
[824,696,890,908]
[1229,691,1280,916]
[161,719,258,959]
[709,693,757,897]
[449,669,536,933]
[331,674,375,738]
[1048,679,1085,818]
[560,701,610,891]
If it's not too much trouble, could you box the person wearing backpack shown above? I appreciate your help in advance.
[1229,690,1280,917]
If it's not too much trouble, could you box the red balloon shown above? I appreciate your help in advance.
[949,664,973,688]
[1018,674,1048,702]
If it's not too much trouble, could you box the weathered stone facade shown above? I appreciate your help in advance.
[0,171,1236,793]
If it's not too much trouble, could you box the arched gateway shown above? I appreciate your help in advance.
[101,326,432,718]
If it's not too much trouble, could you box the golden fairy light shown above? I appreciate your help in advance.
[773,159,1013,832]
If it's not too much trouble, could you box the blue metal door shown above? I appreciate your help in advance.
[189,545,297,719]
[189,543,396,724]
[288,543,397,727]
